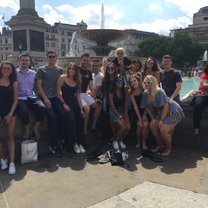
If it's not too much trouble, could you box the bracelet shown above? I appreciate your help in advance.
[170,96,174,100]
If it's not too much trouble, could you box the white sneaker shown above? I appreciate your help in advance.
[74,143,80,154]
[119,140,126,149]
[113,141,119,150]
[79,145,86,153]
[1,159,8,170]
[8,162,16,175]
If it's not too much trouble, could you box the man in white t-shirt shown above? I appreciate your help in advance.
[92,59,104,100]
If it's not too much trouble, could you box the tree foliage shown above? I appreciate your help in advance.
[138,32,205,70]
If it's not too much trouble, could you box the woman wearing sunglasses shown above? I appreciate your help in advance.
[141,75,184,156]
[108,76,130,150]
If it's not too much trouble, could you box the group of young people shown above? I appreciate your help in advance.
[0,47,186,175]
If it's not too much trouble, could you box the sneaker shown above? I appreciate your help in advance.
[113,140,119,150]
[119,140,126,149]
[8,162,16,175]
[79,145,85,153]
[49,145,62,157]
[1,159,8,170]
[74,143,80,154]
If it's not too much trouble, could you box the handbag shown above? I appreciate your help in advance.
[21,140,38,164]
[181,90,195,105]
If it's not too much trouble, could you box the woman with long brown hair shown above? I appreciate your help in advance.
[0,61,18,174]
[57,62,85,154]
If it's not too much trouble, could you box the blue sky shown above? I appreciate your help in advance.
[1,0,208,35]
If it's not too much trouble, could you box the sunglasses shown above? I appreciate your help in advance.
[48,55,56,58]
[117,79,124,84]
[143,81,152,85]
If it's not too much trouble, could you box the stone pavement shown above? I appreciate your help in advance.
[1,141,208,208]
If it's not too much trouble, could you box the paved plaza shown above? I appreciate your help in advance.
[1,137,208,208]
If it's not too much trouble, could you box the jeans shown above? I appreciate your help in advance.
[17,98,45,125]
[45,97,66,147]
[193,96,208,129]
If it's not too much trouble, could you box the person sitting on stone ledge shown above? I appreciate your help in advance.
[16,53,46,140]
[141,75,184,156]
[193,65,208,136]
[0,61,18,175]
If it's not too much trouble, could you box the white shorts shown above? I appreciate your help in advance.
[81,93,95,107]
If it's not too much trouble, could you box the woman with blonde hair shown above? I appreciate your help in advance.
[141,75,184,156]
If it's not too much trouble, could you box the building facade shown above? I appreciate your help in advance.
[170,6,208,46]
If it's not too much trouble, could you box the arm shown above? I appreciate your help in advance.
[76,91,85,118]
[5,81,18,124]
[130,94,142,122]
[88,80,96,98]
[108,93,120,118]
[36,79,51,108]
[56,76,66,104]
[170,82,182,99]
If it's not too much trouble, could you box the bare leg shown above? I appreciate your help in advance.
[23,124,30,139]
[7,116,16,163]
[0,143,3,159]
[150,121,164,151]
[160,124,176,156]
[33,121,41,140]
[91,102,102,130]
[83,105,90,136]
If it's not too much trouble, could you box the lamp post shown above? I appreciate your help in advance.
[18,41,23,54]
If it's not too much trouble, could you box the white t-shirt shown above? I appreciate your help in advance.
[93,72,104,88]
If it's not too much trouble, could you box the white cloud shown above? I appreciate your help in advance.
[148,2,162,11]
[164,0,208,17]
[42,4,65,25]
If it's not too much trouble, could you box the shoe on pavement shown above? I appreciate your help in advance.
[1,159,8,170]
[49,145,62,157]
[74,143,80,154]
[119,140,126,149]
[79,145,85,153]
[8,162,16,175]
[113,141,119,150]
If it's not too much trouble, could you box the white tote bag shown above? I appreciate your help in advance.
[21,140,38,164]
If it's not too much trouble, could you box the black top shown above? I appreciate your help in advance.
[79,66,92,93]
[160,69,182,98]
[112,57,132,68]
[0,84,14,117]
[61,82,80,111]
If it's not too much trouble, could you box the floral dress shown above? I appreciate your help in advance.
[141,89,185,124]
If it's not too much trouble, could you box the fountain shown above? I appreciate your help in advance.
[68,2,128,57]
[198,50,208,69]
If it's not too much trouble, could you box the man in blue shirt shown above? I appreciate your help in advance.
[17,53,45,140]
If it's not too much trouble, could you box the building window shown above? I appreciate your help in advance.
[67,32,72,36]
[46,42,49,47]
[62,31,64,36]
[61,44,66,50]
[62,37,65,43]
[51,34,55,40]
[61,51,65,56]
[51,42,55,47]
[46,34,49,39]
[5,39,8,44]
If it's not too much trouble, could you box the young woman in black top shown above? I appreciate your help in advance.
[0,61,18,174]
[57,63,85,154]
[108,75,130,150]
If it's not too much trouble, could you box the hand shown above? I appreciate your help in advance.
[44,98,52,108]
[137,120,143,127]
[158,120,163,127]
[151,119,158,127]
[63,103,70,112]
[5,114,12,125]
